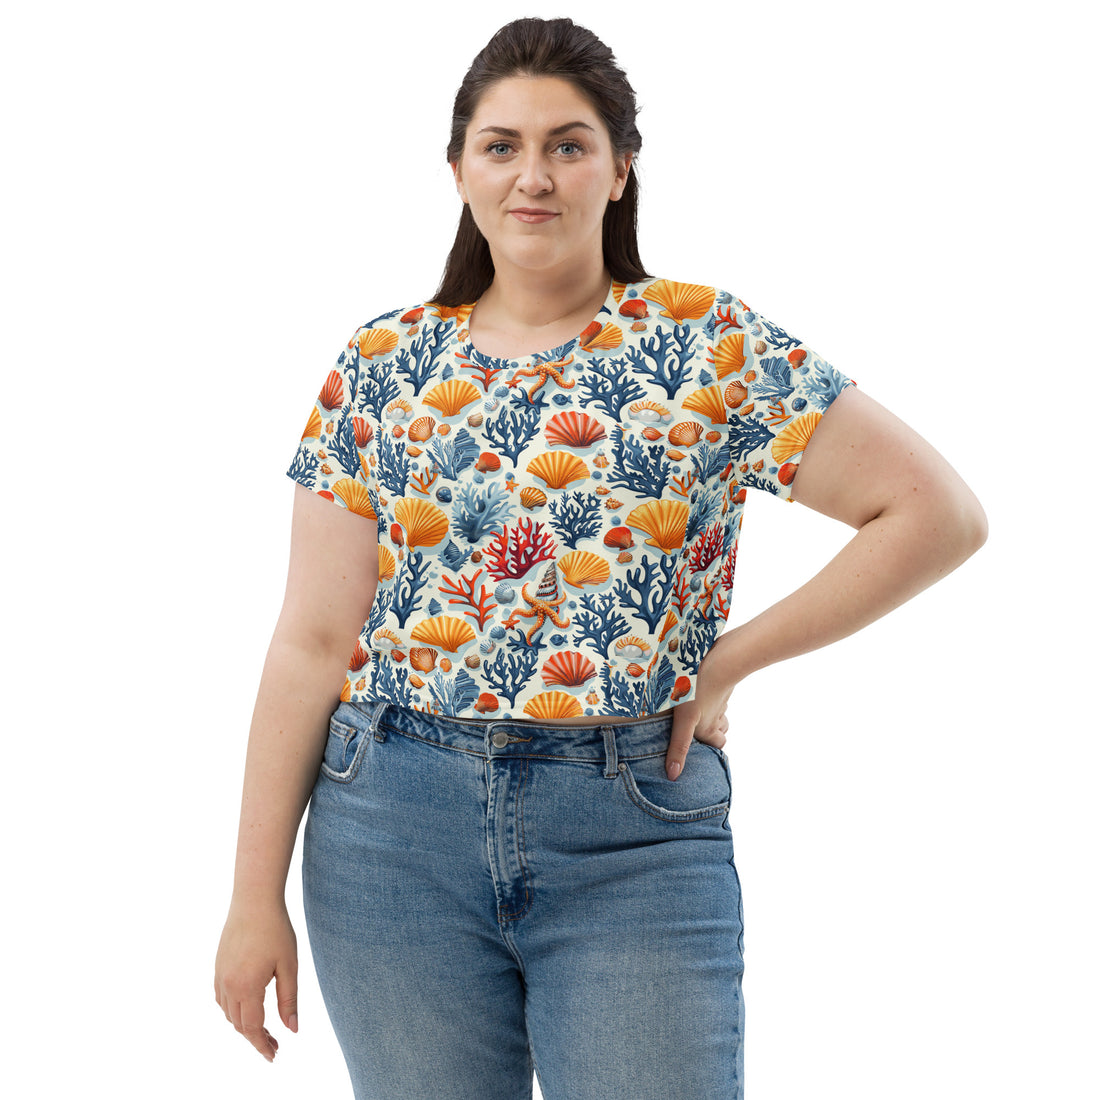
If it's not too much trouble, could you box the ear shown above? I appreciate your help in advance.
[451,160,468,204]
[610,151,634,202]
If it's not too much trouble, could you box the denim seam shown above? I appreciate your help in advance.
[498,756,533,923]
[617,761,731,823]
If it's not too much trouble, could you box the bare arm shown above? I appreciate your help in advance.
[215,484,379,1060]
[665,385,988,777]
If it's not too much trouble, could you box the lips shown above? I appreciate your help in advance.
[510,208,559,224]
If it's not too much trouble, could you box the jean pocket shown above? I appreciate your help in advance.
[618,742,732,823]
[319,711,370,783]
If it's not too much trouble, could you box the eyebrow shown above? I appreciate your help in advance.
[475,122,596,138]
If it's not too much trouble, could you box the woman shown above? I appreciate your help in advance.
[215,16,986,1099]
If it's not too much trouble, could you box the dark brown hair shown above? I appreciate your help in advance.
[432,17,649,306]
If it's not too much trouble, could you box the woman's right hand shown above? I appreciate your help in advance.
[214,901,299,1062]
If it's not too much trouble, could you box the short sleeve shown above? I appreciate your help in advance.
[724,302,855,501]
[286,331,380,521]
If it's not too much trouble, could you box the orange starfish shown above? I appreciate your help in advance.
[506,354,576,399]
[501,582,571,645]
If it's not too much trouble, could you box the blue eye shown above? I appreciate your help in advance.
[487,142,512,156]
[558,141,582,155]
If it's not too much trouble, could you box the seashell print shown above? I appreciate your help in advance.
[408,416,436,442]
[724,379,748,410]
[641,427,664,441]
[617,550,632,563]
[771,412,822,463]
[427,301,476,326]
[788,349,808,369]
[408,673,425,688]
[527,451,588,489]
[520,486,547,510]
[603,526,634,550]
[437,423,450,435]
[671,676,692,702]
[386,398,413,420]
[667,421,705,447]
[393,497,449,549]
[409,647,438,672]
[705,431,722,443]
[494,582,516,603]
[604,497,622,509]
[631,320,647,332]
[658,609,679,643]
[372,628,403,651]
[593,454,609,468]
[301,407,323,440]
[626,499,690,553]
[476,452,502,473]
[585,689,600,705]
[332,478,377,520]
[410,615,476,652]
[557,550,611,588]
[439,657,451,671]
[736,403,755,417]
[625,663,646,677]
[628,399,672,423]
[544,411,608,448]
[744,370,757,382]
[579,321,624,352]
[347,641,370,672]
[377,545,396,581]
[666,450,686,462]
[610,280,628,304]
[352,416,374,447]
[475,692,500,714]
[318,370,344,411]
[534,561,563,603]
[406,445,423,457]
[641,280,715,324]
[465,653,481,668]
[522,691,584,720]
[708,334,747,380]
[467,412,484,427]
[320,463,333,476]
[618,298,648,319]
[357,328,400,360]
[423,378,481,417]
[400,307,425,325]
[595,485,610,495]
[392,425,404,437]
[616,635,652,659]
[778,462,799,486]
[340,680,352,703]
[540,651,597,688]
[682,385,728,425]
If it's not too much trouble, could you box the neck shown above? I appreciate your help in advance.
[476,252,611,331]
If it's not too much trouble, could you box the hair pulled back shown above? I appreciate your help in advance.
[432,17,649,306]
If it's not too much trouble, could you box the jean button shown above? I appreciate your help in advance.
[491,731,509,748]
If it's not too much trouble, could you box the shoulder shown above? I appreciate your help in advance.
[614,278,745,326]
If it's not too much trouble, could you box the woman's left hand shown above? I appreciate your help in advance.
[665,631,740,780]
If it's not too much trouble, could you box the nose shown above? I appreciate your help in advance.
[515,150,553,196]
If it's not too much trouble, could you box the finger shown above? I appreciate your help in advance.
[239,996,276,1062]
[275,956,299,1034]
[665,707,697,780]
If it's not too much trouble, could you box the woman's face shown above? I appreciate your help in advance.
[452,75,632,279]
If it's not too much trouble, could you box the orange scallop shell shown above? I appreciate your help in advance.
[409,616,476,652]
[331,478,376,520]
[422,378,481,417]
[408,415,436,442]
[527,451,588,489]
[579,322,624,352]
[625,499,690,553]
[409,647,438,671]
[522,691,585,719]
[357,328,400,360]
[641,280,715,324]
[520,486,547,510]
[301,407,323,440]
[708,334,747,379]
[771,412,822,463]
[682,385,728,425]
[540,651,597,688]
[377,545,396,581]
[393,497,449,549]
[544,410,608,448]
[667,420,704,447]
[556,550,611,588]
[318,370,344,411]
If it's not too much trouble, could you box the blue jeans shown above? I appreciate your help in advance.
[303,700,745,1099]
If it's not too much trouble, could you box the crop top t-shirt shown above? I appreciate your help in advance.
[286,277,854,720]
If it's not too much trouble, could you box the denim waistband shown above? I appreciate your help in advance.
[342,700,675,771]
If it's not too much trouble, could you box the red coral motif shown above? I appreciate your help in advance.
[671,566,692,615]
[482,517,557,580]
[437,567,498,630]
[686,523,724,574]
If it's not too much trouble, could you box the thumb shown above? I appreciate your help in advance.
[275,955,299,1033]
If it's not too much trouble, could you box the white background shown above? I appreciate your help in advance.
[3,0,1095,1096]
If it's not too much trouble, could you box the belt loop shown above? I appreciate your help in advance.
[601,724,618,779]
[369,700,388,741]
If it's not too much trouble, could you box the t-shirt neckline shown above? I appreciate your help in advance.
[460,279,622,367]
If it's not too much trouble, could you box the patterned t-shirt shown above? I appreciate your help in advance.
[287,277,853,720]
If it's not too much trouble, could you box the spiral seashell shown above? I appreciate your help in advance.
[520,487,547,510]
[708,334,747,379]
[409,616,476,652]
[544,410,608,448]
[616,635,652,659]
[540,650,597,688]
[422,378,481,417]
[527,451,588,489]
[393,497,449,549]
[626,499,689,553]
[667,421,705,447]
[641,280,715,323]
[772,413,822,463]
[357,328,400,360]
[408,416,436,442]
[534,561,562,603]
[301,408,323,440]
[331,478,376,520]
[409,647,438,672]
[557,550,610,588]
[522,691,584,719]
